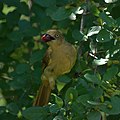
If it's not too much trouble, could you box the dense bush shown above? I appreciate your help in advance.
[0,0,120,120]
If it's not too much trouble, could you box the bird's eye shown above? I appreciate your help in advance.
[55,34,59,38]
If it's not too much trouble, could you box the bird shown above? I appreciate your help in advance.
[33,29,77,106]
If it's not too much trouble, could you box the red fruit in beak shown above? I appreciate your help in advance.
[41,34,55,42]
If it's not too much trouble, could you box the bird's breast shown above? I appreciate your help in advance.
[49,44,77,76]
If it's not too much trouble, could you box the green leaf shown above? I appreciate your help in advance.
[9,74,29,89]
[103,66,118,81]
[8,30,23,41]
[52,94,63,107]
[99,96,120,115]
[93,58,109,66]
[6,102,19,115]
[87,101,102,106]
[111,4,120,19]
[46,6,58,16]
[0,38,13,52]
[91,88,103,99]
[51,7,71,21]
[0,106,6,115]
[30,49,46,64]
[34,0,56,7]
[41,17,53,30]
[104,0,118,4]
[97,29,113,42]
[84,73,101,84]
[19,20,38,36]
[16,63,30,74]
[89,3,100,17]
[65,87,78,103]
[99,12,116,27]
[0,112,17,120]
[116,17,120,26]
[1,0,120,118]
[77,94,91,106]
[56,0,73,5]
[87,26,101,37]
[53,115,66,120]
[3,0,20,7]
[57,19,70,28]
[49,104,60,113]
[6,10,20,27]
[72,102,85,115]
[76,84,88,95]
[72,29,84,41]
[17,2,29,16]
[31,5,53,30]
[57,75,71,83]
[33,66,41,84]
[87,111,101,120]
[22,107,48,120]
[0,3,3,12]
[35,12,53,30]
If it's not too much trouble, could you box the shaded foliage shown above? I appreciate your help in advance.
[0,0,120,120]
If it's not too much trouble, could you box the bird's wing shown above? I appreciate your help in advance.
[33,47,52,106]
[42,47,52,71]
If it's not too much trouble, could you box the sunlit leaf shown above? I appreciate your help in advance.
[104,0,118,3]
[93,58,109,66]
[87,26,101,37]
[87,101,102,106]
[75,7,84,14]
[69,13,76,20]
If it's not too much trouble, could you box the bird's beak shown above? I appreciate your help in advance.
[41,34,55,42]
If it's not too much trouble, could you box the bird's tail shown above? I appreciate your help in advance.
[33,82,51,106]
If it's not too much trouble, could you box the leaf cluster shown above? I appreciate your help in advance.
[0,0,120,120]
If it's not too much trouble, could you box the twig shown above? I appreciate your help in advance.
[80,0,89,32]
[78,0,89,60]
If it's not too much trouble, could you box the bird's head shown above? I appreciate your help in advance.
[41,30,64,45]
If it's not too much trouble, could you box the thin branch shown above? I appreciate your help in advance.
[80,14,84,32]
[78,0,89,59]
[80,0,89,32]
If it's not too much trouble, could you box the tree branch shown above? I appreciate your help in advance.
[80,0,89,32]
